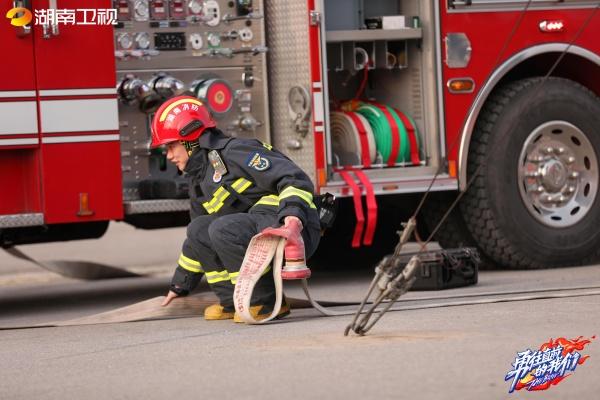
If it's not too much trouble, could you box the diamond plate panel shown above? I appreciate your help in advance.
[124,200,190,214]
[265,0,317,183]
[0,213,44,228]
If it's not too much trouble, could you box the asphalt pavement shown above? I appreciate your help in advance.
[0,222,599,399]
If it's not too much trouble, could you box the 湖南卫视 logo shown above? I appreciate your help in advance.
[6,7,33,27]
[5,7,117,27]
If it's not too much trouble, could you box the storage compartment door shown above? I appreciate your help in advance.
[32,0,122,224]
[0,0,42,219]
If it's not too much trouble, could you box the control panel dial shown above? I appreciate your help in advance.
[207,32,221,48]
[135,32,151,50]
[192,78,234,116]
[239,28,253,43]
[133,0,150,21]
[188,0,203,15]
[189,33,203,50]
[117,33,134,50]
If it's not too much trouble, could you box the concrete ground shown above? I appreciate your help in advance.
[1,222,599,399]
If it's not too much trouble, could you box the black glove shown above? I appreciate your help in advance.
[170,266,203,296]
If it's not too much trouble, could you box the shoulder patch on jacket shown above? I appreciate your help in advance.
[246,152,271,171]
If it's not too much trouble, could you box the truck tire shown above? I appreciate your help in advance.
[420,192,495,269]
[420,192,475,248]
[461,77,600,268]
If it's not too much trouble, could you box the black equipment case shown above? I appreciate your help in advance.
[400,248,480,290]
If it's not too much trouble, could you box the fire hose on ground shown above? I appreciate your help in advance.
[3,239,600,332]
[3,227,600,332]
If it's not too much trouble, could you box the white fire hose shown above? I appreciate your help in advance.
[233,233,287,324]
[233,219,390,324]
[232,219,350,324]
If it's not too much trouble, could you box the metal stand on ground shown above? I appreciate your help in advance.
[344,217,421,336]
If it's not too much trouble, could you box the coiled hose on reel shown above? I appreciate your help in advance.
[331,101,422,168]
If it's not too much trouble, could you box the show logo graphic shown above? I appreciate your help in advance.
[505,336,595,393]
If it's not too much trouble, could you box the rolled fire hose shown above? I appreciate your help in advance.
[382,104,411,162]
[330,111,376,167]
[404,111,423,160]
[392,107,423,165]
[356,103,410,165]
[356,104,391,162]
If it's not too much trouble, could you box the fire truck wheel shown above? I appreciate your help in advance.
[461,77,600,269]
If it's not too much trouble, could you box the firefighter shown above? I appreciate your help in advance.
[152,95,321,322]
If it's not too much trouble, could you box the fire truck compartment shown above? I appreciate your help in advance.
[264,0,449,198]
[320,0,447,195]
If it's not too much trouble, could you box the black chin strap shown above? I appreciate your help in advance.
[181,139,200,156]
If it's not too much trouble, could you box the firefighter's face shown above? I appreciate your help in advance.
[166,141,190,171]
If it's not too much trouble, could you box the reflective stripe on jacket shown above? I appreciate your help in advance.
[183,129,320,230]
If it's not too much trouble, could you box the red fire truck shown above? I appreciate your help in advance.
[1,0,599,269]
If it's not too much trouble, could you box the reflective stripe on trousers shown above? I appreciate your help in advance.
[205,266,271,285]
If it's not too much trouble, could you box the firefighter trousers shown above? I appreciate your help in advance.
[181,212,320,309]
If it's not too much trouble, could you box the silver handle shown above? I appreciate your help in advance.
[42,23,50,39]
[205,46,268,58]
[222,11,263,23]
[42,0,59,39]
[231,46,268,55]
[11,0,31,37]
[49,0,59,37]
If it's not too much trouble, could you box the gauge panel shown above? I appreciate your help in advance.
[115,1,270,201]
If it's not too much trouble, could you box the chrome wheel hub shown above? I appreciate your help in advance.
[518,121,598,228]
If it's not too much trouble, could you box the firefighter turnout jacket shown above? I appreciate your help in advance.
[185,128,320,228]
[170,128,320,304]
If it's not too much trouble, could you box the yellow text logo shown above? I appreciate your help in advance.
[6,7,32,27]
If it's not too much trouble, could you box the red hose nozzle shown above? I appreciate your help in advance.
[261,218,311,280]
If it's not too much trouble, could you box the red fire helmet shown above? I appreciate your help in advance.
[151,96,217,148]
